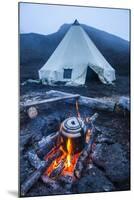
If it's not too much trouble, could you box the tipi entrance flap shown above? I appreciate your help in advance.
[85,65,99,82]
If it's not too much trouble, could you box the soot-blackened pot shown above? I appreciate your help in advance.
[60,117,88,154]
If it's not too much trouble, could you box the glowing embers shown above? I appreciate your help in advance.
[44,138,80,178]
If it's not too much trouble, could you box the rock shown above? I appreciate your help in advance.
[73,165,115,193]
[96,134,115,144]
[92,143,130,183]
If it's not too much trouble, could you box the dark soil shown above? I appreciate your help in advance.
[20,75,130,99]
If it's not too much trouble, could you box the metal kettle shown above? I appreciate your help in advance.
[60,116,87,154]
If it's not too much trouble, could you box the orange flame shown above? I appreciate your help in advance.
[44,137,80,177]
[66,138,72,168]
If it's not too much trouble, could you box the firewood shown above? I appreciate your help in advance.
[89,113,99,123]
[41,175,61,191]
[21,165,45,196]
[36,131,59,149]
[20,134,32,151]
[27,149,44,169]
[20,94,80,124]
[58,174,73,193]
[20,94,80,108]
[41,175,72,194]
[35,132,60,158]
[115,96,130,114]
[74,126,98,179]
[47,90,115,112]
[21,149,62,196]
[49,160,65,179]
[58,174,73,184]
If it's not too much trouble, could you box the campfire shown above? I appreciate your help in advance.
[21,101,99,196]
[43,101,96,179]
[20,90,130,197]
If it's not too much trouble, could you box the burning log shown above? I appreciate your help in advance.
[35,132,60,158]
[21,149,62,196]
[74,123,98,179]
[49,160,65,179]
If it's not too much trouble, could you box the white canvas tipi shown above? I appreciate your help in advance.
[39,20,116,86]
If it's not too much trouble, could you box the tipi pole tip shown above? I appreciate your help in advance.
[73,19,80,25]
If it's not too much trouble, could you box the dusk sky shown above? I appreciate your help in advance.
[19,3,130,41]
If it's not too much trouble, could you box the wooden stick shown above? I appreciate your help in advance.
[47,90,115,112]
[58,174,73,184]
[27,149,45,169]
[49,160,65,179]
[42,175,73,194]
[74,121,98,179]
[41,175,62,191]
[21,149,62,196]
[20,134,32,151]
[89,113,99,123]
[21,165,45,197]
[36,132,59,149]
[20,94,80,108]
[35,132,60,158]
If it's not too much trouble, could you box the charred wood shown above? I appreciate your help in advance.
[21,165,45,196]
[21,149,62,196]
[58,174,73,185]
[35,132,60,158]
[89,113,99,123]
[58,174,73,192]
[20,134,32,151]
[49,160,65,179]
[74,126,98,179]
[41,175,62,191]
[36,131,59,149]
[27,149,44,169]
